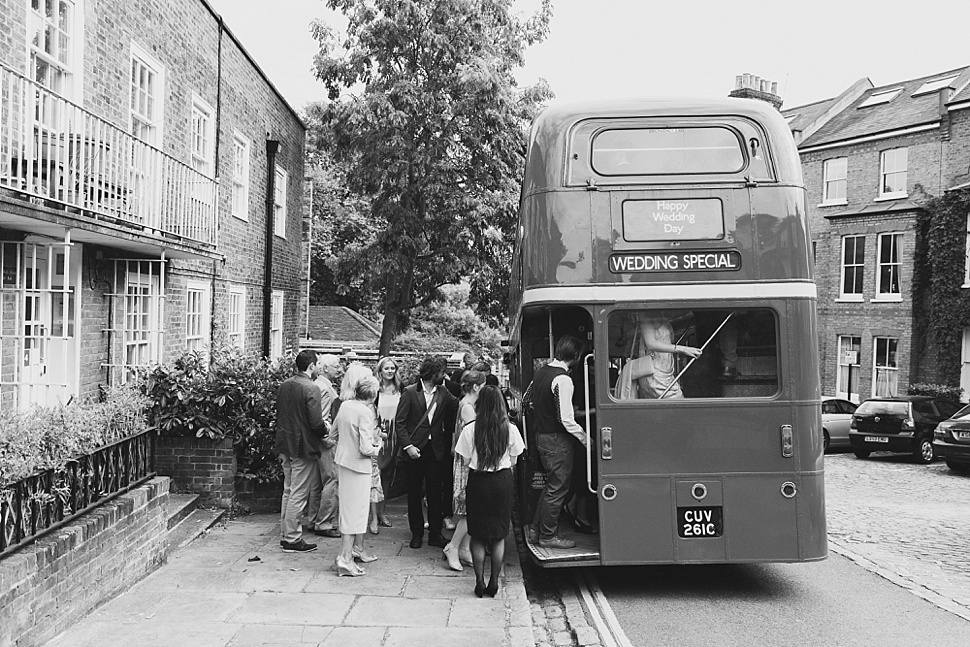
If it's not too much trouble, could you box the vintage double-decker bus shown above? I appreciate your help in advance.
[508,98,825,566]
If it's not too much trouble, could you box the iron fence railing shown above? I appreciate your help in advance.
[0,430,154,559]
[0,65,217,247]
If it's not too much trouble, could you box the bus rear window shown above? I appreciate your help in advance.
[607,308,778,400]
[592,127,744,176]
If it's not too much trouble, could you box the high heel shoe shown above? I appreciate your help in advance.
[377,516,393,528]
[367,520,379,535]
[352,547,379,563]
[335,557,364,577]
[442,544,463,571]
[484,581,499,598]
[459,548,473,567]
[474,582,485,598]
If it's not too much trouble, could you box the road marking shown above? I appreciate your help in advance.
[574,568,635,647]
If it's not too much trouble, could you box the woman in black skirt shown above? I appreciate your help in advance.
[454,385,525,597]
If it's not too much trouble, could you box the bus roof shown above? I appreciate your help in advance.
[524,97,802,192]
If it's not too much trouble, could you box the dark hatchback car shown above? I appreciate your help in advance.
[849,396,962,463]
[933,403,970,472]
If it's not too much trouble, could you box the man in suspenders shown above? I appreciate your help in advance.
[530,336,587,550]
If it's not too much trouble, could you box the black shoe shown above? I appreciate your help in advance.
[409,536,423,549]
[721,366,738,378]
[281,539,317,553]
[312,527,341,538]
[427,534,448,548]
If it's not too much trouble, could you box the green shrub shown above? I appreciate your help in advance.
[907,382,964,401]
[0,385,149,488]
[139,346,296,483]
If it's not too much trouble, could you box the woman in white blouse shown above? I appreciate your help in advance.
[454,385,525,597]
[333,374,384,576]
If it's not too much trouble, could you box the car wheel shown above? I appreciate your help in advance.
[853,449,870,459]
[945,459,970,473]
[914,437,935,464]
[823,430,830,452]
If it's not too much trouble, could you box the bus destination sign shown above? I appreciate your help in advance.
[622,198,724,241]
[609,250,741,274]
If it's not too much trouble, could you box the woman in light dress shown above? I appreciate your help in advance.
[371,357,402,532]
[442,369,485,571]
[618,312,702,399]
[331,366,384,576]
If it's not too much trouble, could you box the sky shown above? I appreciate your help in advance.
[207,0,970,115]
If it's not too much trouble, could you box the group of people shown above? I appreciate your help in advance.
[274,350,522,597]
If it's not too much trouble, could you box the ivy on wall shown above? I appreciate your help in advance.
[915,188,970,386]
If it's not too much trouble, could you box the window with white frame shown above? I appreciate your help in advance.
[879,148,907,198]
[822,157,847,204]
[228,285,245,349]
[274,166,287,238]
[836,335,862,401]
[28,0,80,98]
[190,96,215,176]
[840,235,865,299]
[873,337,899,397]
[130,43,164,144]
[876,233,902,298]
[270,290,284,359]
[120,262,163,383]
[231,132,250,220]
[185,280,211,354]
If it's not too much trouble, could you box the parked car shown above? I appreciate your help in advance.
[849,395,962,463]
[932,403,970,472]
[821,397,857,451]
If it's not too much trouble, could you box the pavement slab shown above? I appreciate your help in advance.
[42,498,535,646]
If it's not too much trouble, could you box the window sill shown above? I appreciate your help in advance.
[870,296,903,303]
[818,200,847,208]
[835,296,865,303]
[231,212,249,222]
[875,193,908,202]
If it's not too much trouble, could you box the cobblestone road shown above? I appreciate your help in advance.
[521,452,970,645]
[825,452,970,620]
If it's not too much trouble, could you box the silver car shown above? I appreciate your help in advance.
[822,397,857,452]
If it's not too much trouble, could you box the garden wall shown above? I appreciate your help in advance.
[0,476,171,647]
[154,436,235,508]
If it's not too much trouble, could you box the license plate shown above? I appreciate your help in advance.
[864,436,889,443]
[677,506,723,538]
[955,431,970,441]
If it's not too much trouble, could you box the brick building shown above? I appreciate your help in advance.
[780,67,970,401]
[0,0,307,409]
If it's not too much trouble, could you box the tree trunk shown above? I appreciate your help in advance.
[378,259,415,355]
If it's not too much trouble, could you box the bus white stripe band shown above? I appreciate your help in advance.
[521,281,817,304]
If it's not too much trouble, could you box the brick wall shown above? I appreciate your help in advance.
[800,127,946,399]
[0,476,170,647]
[154,436,236,508]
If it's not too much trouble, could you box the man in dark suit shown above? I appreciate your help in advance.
[396,355,458,549]
[275,349,328,553]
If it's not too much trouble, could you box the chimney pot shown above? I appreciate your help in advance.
[743,73,751,88]
[735,75,743,90]
[771,81,778,95]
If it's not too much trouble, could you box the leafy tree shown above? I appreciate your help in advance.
[305,113,383,316]
[310,0,552,354]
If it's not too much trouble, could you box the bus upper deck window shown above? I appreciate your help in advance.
[591,127,745,176]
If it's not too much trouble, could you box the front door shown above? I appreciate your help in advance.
[0,240,80,409]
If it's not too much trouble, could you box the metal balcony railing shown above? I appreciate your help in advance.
[0,65,217,247]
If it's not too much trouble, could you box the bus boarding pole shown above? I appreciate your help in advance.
[659,312,735,399]
[583,352,596,494]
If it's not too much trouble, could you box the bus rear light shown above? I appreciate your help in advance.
[600,427,613,460]
[781,482,797,498]
[781,424,793,457]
